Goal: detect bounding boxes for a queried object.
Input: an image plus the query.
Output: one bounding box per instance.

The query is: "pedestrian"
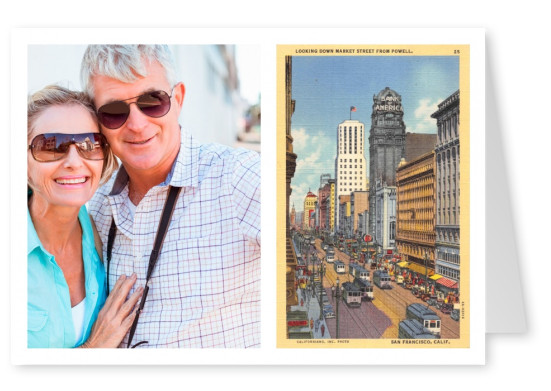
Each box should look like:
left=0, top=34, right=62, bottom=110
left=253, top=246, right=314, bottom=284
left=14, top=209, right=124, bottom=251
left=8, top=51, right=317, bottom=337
left=82, top=45, right=261, bottom=348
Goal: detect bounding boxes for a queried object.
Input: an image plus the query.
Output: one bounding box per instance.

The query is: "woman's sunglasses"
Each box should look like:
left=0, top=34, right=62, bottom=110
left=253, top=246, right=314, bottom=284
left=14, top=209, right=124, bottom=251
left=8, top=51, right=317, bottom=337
left=28, top=132, right=108, bottom=162
left=97, top=90, right=173, bottom=129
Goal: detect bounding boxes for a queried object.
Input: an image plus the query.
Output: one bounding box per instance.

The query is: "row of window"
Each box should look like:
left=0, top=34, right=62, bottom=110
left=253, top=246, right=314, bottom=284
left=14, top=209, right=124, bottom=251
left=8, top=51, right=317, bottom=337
left=340, top=126, right=363, bottom=131
left=436, top=249, right=460, bottom=264
left=436, top=228, right=460, bottom=244
left=340, top=150, right=360, bottom=154
left=339, top=158, right=363, bottom=162
left=436, top=264, right=459, bottom=281
left=437, top=114, right=459, bottom=144
left=340, top=171, right=362, bottom=175
left=436, top=210, right=459, bottom=226
left=397, top=243, right=435, bottom=259
left=397, top=223, right=435, bottom=234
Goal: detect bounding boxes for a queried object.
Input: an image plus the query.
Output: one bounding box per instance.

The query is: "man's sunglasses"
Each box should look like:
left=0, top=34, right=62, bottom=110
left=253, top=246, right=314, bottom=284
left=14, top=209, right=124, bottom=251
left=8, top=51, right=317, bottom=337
left=28, top=133, right=108, bottom=162
left=97, top=90, right=173, bottom=129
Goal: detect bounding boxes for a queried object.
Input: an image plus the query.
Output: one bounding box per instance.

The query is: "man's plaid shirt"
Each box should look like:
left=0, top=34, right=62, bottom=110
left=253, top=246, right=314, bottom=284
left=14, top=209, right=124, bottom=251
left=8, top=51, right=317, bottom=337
left=88, top=130, right=261, bottom=348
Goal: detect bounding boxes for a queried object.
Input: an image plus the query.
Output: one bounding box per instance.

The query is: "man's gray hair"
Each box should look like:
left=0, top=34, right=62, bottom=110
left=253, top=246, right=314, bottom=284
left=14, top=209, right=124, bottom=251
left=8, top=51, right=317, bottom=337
left=80, top=44, right=177, bottom=98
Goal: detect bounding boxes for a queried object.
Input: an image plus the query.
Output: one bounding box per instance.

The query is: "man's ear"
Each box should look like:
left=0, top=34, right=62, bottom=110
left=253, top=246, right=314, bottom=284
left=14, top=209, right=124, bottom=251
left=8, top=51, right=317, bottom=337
left=173, top=82, right=186, bottom=110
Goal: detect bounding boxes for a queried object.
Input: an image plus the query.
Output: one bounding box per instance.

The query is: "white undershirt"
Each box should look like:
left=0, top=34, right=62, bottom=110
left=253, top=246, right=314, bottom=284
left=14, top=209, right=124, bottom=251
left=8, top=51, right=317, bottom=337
left=72, top=299, right=86, bottom=343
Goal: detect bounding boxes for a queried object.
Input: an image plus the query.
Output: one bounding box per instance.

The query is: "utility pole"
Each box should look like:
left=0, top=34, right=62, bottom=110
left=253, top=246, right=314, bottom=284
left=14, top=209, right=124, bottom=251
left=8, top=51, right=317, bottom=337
left=424, top=251, right=428, bottom=295
left=336, top=277, right=341, bottom=339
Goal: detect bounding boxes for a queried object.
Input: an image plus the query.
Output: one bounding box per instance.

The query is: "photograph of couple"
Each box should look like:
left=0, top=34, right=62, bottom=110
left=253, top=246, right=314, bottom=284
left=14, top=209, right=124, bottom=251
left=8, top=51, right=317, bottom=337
left=27, top=44, right=261, bottom=349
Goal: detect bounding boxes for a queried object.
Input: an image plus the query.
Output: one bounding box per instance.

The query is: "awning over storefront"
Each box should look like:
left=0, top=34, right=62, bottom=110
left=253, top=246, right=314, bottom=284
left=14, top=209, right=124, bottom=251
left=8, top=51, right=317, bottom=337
left=430, top=274, right=443, bottom=280
left=436, top=276, right=459, bottom=289
left=407, top=262, right=434, bottom=276
left=397, top=261, right=409, bottom=268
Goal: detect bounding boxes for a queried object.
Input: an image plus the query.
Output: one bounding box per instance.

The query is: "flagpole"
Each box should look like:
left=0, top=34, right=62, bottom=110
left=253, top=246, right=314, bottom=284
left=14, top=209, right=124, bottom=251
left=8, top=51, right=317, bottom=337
left=350, top=106, right=356, bottom=120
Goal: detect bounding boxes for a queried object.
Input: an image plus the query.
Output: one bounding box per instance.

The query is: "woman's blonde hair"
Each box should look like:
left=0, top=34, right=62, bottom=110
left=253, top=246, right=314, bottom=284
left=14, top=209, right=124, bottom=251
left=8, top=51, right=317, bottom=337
left=28, top=84, right=118, bottom=185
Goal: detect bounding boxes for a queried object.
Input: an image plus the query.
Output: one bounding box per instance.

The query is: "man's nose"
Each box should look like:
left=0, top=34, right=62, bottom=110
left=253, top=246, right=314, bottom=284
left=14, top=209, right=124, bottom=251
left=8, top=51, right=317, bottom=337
left=125, top=103, right=149, bottom=132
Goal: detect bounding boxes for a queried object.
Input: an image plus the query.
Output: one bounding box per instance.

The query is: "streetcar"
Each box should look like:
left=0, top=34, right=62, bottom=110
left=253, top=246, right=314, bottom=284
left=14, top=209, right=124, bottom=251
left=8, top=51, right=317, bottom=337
left=333, top=260, right=346, bottom=274
left=341, top=282, right=362, bottom=308
left=353, top=277, right=374, bottom=301
left=326, top=251, right=335, bottom=263
left=405, top=303, right=441, bottom=337
left=349, top=263, right=370, bottom=281
left=373, top=270, right=392, bottom=289
left=398, top=319, right=437, bottom=339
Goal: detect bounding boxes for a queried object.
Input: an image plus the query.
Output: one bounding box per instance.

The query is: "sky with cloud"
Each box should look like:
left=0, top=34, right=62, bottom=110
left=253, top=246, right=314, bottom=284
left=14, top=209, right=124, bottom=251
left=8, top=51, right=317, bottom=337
left=289, top=55, right=458, bottom=210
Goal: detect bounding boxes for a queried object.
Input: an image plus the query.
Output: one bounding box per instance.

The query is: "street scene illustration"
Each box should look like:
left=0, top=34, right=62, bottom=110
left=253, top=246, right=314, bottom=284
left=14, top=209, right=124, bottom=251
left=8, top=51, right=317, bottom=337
left=282, top=48, right=463, bottom=341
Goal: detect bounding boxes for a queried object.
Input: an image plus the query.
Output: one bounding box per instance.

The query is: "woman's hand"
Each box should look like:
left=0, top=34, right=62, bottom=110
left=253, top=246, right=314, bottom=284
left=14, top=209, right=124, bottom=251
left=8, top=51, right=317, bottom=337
left=79, top=273, right=142, bottom=348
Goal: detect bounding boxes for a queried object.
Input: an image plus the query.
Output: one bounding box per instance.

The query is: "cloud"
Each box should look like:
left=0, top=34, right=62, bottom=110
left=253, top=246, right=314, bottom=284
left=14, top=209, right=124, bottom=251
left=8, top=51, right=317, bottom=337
left=409, top=98, right=440, bottom=134
left=291, top=127, right=309, bottom=152
left=289, top=126, right=337, bottom=211
left=296, top=149, right=321, bottom=173
left=290, top=182, right=311, bottom=209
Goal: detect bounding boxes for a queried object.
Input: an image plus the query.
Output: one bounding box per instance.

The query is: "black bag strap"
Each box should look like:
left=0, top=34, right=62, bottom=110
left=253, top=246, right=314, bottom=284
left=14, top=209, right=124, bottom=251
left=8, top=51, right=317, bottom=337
left=106, top=185, right=182, bottom=348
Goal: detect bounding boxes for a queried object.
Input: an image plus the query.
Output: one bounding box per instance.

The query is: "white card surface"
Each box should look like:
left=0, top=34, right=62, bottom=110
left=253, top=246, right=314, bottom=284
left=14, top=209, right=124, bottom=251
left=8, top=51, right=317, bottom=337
left=12, top=27, right=486, bottom=365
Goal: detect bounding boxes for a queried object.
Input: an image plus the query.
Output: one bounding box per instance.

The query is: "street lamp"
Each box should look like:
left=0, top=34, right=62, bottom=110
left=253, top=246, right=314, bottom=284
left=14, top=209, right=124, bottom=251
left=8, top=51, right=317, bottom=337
left=424, top=251, right=429, bottom=296
left=335, top=277, right=340, bottom=339
left=318, top=263, right=325, bottom=320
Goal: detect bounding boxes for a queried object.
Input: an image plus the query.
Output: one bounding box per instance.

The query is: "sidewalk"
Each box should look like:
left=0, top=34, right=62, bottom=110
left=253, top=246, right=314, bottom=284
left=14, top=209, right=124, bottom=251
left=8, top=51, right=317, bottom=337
left=290, top=286, right=332, bottom=339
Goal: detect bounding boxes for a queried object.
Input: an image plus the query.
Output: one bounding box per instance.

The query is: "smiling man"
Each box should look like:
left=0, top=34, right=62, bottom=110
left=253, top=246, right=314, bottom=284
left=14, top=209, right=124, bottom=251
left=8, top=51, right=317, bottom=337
left=82, top=45, right=261, bottom=348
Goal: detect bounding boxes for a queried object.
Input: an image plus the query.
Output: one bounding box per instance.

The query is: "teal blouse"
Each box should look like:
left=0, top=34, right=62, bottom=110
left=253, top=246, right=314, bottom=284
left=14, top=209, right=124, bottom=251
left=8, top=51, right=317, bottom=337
left=27, top=206, right=106, bottom=348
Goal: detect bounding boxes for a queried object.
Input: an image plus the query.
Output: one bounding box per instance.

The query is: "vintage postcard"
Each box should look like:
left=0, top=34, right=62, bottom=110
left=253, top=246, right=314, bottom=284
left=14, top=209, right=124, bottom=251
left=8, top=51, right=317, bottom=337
left=277, top=41, right=482, bottom=353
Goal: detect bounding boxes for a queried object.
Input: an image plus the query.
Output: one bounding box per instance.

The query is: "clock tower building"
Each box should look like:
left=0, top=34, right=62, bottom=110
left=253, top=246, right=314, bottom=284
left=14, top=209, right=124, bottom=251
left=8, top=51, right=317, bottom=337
left=368, top=87, right=406, bottom=238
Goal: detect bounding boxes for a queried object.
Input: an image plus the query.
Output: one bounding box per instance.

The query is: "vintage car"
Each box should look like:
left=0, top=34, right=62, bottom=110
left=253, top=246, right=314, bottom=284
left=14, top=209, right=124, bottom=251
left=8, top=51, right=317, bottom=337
left=440, top=303, right=453, bottom=314
left=323, top=304, right=335, bottom=319
left=450, top=309, right=460, bottom=321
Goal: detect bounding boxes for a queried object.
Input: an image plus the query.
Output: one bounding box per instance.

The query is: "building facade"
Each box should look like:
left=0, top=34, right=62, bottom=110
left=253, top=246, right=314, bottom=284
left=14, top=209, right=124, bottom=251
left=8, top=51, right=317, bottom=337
left=350, top=191, right=369, bottom=236
left=327, top=179, right=336, bottom=231
left=395, top=151, right=437, bottom=271
left=432, top=90, right=460, bottom=282
left=284, top=56, right=298, bottom=314
left=335, top=119, right=367, bottom=231
left=357, top=210, right=369, bottom=238
left=303, top=191, right=318, bottom=230
left=338, top=195, right=352, bottom=237
left=368, top=87, right=406, bottom=236
left=295, top=211, right=303, bottom=228
left=290, top=204, right=296, bottom=228
left=374, top=181, right=397, bottom=252
left=317, top=175, right=332, bottom=231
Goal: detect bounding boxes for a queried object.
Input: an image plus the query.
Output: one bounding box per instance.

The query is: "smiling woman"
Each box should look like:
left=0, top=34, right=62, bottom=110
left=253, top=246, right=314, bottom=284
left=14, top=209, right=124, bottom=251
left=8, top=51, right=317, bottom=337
left=27, top=85, right=143, bottom=348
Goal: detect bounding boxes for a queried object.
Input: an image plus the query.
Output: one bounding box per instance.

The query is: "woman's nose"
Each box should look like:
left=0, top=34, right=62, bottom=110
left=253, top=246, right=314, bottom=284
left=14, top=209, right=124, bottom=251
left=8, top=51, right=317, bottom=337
left=62, top=144, right=84, bottom=168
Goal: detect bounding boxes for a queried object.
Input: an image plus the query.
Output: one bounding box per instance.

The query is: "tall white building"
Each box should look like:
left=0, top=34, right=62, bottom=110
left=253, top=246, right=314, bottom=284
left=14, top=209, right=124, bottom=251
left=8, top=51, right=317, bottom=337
left=334, top=119, right=367, bottom=232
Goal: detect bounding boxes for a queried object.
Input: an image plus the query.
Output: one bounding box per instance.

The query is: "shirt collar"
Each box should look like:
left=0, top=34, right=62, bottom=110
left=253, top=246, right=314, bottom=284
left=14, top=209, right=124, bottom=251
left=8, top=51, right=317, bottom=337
left=27, top=207, right=42, bottom=255
left=109, top=128, right=199, bottom=195
left=27, top=205, right=92, bottom=257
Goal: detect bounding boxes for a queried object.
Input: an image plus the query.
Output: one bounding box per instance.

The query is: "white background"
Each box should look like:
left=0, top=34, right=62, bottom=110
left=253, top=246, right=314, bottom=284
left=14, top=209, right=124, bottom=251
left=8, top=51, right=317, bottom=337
left=2, top=0, right=548, bottom=389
